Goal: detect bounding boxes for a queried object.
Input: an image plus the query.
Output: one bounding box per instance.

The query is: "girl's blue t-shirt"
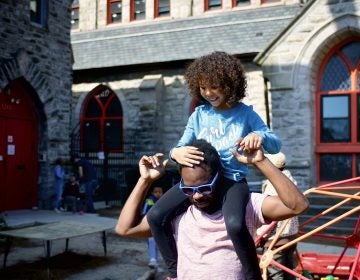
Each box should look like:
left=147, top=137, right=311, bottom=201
left=175, top=102, right=282, bottom=181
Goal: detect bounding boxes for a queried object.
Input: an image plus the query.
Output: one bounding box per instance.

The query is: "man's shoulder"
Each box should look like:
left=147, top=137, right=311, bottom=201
left=246, top=193, right=267, bottom=226
left=249, top=192, right=265, bottom=204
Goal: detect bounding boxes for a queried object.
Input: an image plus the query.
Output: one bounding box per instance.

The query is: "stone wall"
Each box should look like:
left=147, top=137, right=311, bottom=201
left=257, top=0, right=360, bottom=188
left=72, top=61, right=268, bottom=183
left=0, top=0, right=73, bottom=208
left=71, top=0, right=304, bottom=188
left=72, top=70, right=190, bottom=157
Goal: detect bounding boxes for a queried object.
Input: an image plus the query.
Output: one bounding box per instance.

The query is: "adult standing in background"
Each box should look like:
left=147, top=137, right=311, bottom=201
left=53, top=158, right=65, bottom=213
left=72, top=154, right=98, bottom=213
left=257, top=152, right=299, bottom=280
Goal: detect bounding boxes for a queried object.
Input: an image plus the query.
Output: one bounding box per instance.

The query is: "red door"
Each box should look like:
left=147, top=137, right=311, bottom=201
left=0, top=79, right=38, bottom=211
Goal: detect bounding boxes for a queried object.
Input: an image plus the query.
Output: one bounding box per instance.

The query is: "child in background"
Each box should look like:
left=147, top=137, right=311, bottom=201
left=147, top=51, right=282, bottom=280
left=142, top=185, right=164, bottom=270
left=53, top=158, right=65, bottom=213
left=63, top=175, right=83, bottom=214
left=257, top=152, right=299, bottom=280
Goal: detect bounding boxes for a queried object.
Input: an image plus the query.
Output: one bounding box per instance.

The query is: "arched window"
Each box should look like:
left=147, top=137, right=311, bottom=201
left=316, top=38, right=360, bottom=182
left=81, top=85, right=123, bottom=152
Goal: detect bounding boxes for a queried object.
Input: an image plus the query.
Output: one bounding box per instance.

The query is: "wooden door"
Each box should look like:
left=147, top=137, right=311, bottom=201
left=0, top=79, right=38, bottom=211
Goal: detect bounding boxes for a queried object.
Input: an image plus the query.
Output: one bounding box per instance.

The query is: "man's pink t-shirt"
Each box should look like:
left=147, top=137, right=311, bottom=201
left=173, top=193, right=267, bottom=280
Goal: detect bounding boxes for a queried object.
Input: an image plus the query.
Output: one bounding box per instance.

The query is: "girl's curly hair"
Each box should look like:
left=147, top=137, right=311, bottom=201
left=184, top=51, right=247, bottom=105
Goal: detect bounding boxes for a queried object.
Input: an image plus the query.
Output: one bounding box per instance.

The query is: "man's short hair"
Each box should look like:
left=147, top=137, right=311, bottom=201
left=180, top=139, right=221, bottom=176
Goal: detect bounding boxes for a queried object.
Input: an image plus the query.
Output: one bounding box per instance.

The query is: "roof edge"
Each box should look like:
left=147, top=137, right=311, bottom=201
left=254, top=0, right=317, bottom=66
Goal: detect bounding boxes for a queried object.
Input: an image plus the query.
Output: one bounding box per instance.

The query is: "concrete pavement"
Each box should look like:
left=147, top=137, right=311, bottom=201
left=0, top=206, right=357, bottom=280
left=2, top=207, right=356, bottom=255
left=0, top=206, right=159, bottom=280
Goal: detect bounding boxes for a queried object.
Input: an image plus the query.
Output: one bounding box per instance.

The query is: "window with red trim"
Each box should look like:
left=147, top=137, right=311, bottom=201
left=260, top=0, right=281, bottom=4
left=205, top=0, right=222, bottom=11
left=71, top=0, right=79, bottom=30
left=232, top=0, right=250, bottom=7
left=316, top=38, right=360, bottom=182
left=108, top=0, right=122, bottom=24
left=81, top=86, right=124, bottom=152
left=155, top=0, right=170, bottom=18
left=131, top=0, right=146, bottom=21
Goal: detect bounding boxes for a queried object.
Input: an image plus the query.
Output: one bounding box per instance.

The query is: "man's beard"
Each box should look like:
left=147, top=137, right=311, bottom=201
left=192, top=196, right=222, bottom=214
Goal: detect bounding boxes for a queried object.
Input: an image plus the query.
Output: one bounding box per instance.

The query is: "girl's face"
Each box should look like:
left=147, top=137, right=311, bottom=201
left=199, top=82, right=229, bottom=110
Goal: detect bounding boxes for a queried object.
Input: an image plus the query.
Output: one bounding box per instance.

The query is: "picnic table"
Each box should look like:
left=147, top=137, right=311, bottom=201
left=0, top=221, right=114, bottom=270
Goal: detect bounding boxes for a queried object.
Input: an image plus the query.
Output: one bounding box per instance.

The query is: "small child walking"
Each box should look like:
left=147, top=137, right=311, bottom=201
left=53, top=158, right=65, bottom=213
left=142, top=185, right=164, bottom=269
left=147, top=51, right=282, bottom=279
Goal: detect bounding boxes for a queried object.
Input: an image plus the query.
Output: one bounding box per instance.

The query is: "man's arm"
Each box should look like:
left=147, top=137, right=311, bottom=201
left=115, top=153, right=168, bottom=238
left=255, top=158, right=308, bottom=221
left=231, top=149, right=309, bottom=221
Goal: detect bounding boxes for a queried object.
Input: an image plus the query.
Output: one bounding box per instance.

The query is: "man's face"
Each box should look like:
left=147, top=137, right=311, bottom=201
left=181, top=165, right=219, bottom=214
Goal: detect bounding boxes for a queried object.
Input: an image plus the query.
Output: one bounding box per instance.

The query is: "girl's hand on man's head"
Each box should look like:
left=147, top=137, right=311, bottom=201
left=171, top=146, right=204, bottom=167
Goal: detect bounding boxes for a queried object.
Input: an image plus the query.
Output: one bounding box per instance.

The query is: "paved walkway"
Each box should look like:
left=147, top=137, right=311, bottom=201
left=0, top=207, right=161, bottom=280
left=2, top=208, right=356, bottom=255
left=1, top=208, right=357, bottom=279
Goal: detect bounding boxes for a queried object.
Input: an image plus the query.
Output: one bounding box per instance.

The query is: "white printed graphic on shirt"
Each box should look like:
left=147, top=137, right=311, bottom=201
left=197, top=120, right=240, bottom=151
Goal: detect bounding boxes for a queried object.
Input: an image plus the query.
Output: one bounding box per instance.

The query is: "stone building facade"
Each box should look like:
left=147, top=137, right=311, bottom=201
left=2, top=0, right=359, bottom=211
left=256, top=1, right=360, bottom=187
left=71, top=0, right=360, bottom=194
left=71, top=0, right=303, bottom=197
left=0, top=0, right=73, bottom=210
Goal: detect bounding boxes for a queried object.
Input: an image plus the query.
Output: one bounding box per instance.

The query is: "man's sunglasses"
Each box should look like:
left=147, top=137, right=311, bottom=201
left=179, top=172, right=219, bottom=196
